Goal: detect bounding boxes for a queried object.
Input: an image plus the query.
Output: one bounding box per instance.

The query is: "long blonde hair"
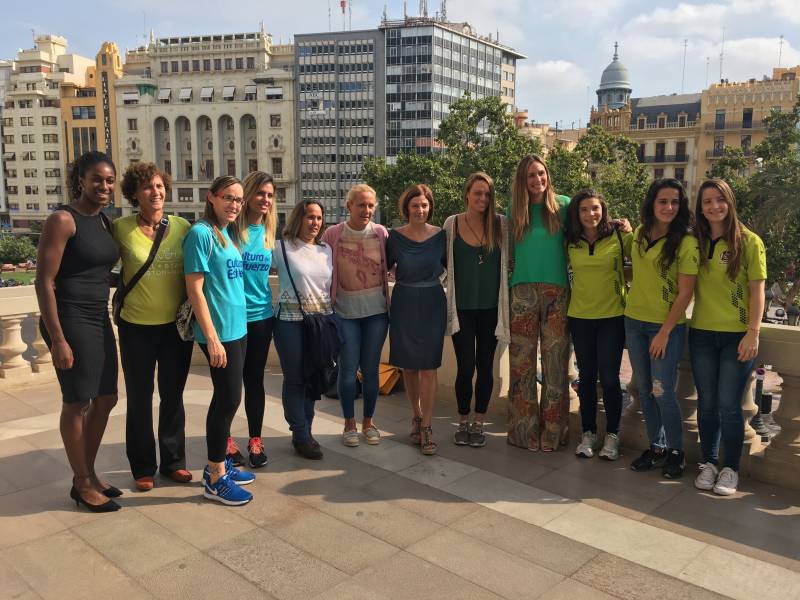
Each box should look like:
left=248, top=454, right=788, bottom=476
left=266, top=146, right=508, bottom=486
left=203, top=175, right=241, bottom=248
left=463, top=171, right=500, bottom=251
left=237, top=171, right=277, bottom=249
left=511, top=155, right=560, bottom=241
left=695, top=178, right=744, bottom=280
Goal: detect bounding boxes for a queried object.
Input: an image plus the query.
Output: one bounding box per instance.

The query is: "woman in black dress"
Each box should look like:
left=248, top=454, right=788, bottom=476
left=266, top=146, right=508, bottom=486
left=386, top=184, right=446, bottom=455
left=35, top=151, right=121, bottom=512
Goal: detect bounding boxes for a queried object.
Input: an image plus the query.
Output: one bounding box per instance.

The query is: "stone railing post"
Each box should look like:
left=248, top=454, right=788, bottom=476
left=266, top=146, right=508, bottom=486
left=739, top=370, right=763, bottom=474
left=29, top=311, right=54, bottom=375
left=676, top=354, right=700, bottom=464
left=0, top=314, right=31, bottom=381
left=621, top=373, right=649, bottom=452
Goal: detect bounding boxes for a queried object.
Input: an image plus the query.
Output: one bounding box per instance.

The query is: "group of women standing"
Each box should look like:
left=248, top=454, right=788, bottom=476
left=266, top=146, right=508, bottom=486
left=35, top=149, right=766, bottom=512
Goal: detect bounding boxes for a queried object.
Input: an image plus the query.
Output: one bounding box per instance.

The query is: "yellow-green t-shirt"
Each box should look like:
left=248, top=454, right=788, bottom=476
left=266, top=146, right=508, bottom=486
left=690, top=230, right=767, bottom=332
left=509, top=195, right=570, bottom=288
left=625, top=226, right=699, bottom=325
left=113, top=215, right=191, bottom=325
left=567, top=230, right=632, bottom=319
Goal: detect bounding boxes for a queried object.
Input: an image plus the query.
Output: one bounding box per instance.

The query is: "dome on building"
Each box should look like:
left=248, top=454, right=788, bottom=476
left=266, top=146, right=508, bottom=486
left=596, top=42, right=632, bottom=109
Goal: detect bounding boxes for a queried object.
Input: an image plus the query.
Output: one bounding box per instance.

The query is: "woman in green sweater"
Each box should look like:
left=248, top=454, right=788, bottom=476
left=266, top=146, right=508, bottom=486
left=507, top=155, right=571, bottom=452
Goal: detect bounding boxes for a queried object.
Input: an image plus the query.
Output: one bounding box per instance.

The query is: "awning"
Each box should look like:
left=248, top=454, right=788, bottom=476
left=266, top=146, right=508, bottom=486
left=200, top=87, right=214, bottom=99
left=179, top=87, right=192, bottom=100
left=158, top=88, right=171, bottom=100
left=244, top=84, right=257, bottom=95
left=222, top=86, right=235, bottom=99
left=264, top=86, right=283, bottom=98
left=122, top=92, right=139, bottom=101
left=2, top=152, right=14, bottom=160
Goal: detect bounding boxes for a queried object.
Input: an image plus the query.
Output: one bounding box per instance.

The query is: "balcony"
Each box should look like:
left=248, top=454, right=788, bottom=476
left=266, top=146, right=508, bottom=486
left=704, top=120, right=766, bottom=132
left=630, top=120, right=697, bottom=130
left=639, top=154, right=690, bottom=164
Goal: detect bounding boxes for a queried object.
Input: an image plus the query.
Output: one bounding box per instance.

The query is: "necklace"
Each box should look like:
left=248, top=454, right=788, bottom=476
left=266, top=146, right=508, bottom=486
left=462, top=214, right=486, bottom=264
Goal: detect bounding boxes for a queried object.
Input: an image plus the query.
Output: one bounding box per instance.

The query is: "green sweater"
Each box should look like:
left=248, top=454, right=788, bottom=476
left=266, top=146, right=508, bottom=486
left=509, top=195, right=570, bottom=288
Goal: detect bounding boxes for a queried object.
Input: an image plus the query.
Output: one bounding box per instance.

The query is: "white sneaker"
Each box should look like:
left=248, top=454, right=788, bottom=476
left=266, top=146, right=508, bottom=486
left=598, top=433, right=620, bottom=461
left=713, top=467, right=739, bottom=496
left=342, top=429, right=360, bottom=447
left=694, top=462, right=719, bottom=491
left=575, top=431, right=598, bottom=458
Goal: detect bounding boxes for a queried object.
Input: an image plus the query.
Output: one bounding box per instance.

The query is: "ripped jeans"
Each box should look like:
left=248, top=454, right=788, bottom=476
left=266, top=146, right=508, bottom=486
left=624, top=317, right=686, bottom=451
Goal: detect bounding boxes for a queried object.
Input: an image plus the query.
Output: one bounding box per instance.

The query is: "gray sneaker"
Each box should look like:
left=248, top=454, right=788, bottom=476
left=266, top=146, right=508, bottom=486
left=454, top=422, right=470, bottom=446
left=575, top=431, right=598, bottom=458
left=598, top=433, right=620, bottom=461
left=468, top=422, right=486, bottom=448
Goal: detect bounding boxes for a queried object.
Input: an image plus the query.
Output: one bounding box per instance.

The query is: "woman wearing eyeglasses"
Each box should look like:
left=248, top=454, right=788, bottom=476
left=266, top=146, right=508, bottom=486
left=183, top=176, right=255, bottom=506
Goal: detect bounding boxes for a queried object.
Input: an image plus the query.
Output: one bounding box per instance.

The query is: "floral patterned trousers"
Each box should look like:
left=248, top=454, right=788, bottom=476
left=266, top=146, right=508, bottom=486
left=508, top=283, right=570, bottom=450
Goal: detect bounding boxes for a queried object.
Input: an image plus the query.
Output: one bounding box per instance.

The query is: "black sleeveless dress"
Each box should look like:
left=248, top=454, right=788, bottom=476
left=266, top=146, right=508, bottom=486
left=39, top=205, right=120, bottom=403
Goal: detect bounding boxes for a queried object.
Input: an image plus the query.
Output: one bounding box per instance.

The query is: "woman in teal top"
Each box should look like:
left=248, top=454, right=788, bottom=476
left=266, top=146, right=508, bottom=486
left=566, top=189, right=632, bottom=461
left=184, top=175, right=255, bottom=506
left=507, top=154, right=571, bottom=452
left=224, top=171, right=277, bottom=469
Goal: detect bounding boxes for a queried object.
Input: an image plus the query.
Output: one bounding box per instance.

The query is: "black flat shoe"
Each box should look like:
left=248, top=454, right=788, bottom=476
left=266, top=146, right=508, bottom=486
left=70, top=486, right=121, bottom=513
left=292, top=440, right=323, bottom=460
left=101, top=485, right=123, bottom=498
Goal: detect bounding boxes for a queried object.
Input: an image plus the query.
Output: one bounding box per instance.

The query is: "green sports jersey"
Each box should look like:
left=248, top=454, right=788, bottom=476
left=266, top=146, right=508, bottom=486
left=509, top=194, right=570, bottom=289
left=625, top=226, right=699, bottom=325
left=567, top=230, right=632, bottom=319
left=690, top=229, right=767, bottom=332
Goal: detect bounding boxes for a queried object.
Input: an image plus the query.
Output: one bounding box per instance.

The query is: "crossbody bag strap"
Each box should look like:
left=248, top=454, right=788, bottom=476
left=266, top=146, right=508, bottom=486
left=118, top=216, right=170, bottom=304
left=280, top=239, right=308, bottom=317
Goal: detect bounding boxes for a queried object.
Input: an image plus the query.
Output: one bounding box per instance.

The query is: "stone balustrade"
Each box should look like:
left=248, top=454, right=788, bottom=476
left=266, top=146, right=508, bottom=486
left=2, top=281, right=798, bottom=490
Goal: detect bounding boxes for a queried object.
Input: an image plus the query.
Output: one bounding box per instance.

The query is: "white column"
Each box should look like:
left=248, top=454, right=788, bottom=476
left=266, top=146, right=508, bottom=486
left=0, top=314, right=30, bottom=381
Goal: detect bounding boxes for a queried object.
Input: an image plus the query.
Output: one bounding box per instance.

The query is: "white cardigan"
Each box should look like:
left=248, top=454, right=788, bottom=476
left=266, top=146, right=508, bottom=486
left=443, top=214, right=511, bottom=345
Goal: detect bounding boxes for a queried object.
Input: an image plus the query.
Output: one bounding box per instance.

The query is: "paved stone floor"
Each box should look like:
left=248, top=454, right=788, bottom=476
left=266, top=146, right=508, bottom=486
left=0, top=366, right=798, bottom=600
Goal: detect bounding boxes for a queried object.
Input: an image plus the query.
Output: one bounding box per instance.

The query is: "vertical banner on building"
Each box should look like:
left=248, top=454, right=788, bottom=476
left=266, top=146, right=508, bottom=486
left=101, top=72, right=112, bottom=159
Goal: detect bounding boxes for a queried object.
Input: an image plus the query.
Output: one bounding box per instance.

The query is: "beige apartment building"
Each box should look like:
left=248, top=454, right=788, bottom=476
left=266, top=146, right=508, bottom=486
left=513, top=110, right=585, bottom=154
left=2, top=35, right=93, bottom=232
left=697, top=66, right=800, bottom=178
left=115, top=28, right=297, bottom=225
left=591, top=45, right=800, bottom=198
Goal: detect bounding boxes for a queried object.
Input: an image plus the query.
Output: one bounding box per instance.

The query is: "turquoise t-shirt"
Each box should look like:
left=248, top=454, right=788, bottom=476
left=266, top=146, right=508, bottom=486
left=182, top=222, right=247, bottom=344
left=509, top=194, right=570, bottom=288
left=241, top=224, right=274, bottom=323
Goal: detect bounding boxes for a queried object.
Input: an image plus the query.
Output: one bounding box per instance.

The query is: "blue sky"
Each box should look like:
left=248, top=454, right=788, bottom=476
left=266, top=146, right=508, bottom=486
left=3, top=1, right=799, bottom=127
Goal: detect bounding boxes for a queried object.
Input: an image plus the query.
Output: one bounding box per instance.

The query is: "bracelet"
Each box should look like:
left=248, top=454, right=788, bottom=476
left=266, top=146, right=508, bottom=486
left=747, top=327, right=760, bottom=334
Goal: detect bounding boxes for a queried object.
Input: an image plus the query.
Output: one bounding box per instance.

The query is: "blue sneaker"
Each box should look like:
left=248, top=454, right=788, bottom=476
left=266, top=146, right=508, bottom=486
left=225, top=458, right=255, bottom=486
left=203, top=472, right=252, bottom=506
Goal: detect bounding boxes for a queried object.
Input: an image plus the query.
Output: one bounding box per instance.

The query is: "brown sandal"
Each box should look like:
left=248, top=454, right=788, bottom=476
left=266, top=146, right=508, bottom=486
left=410, top=416, right=423, bottom=444
left=421, top=426, right=438, bottom=455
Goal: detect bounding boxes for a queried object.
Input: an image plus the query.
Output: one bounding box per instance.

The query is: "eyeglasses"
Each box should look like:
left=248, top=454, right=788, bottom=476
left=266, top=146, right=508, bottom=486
left=217, top=194, right=244, bottom=206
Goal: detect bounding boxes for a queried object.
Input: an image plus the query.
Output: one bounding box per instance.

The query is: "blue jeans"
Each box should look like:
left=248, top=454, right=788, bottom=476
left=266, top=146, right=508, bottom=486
left=689, top=328, right=754, bottom=471
left=338, top=312, right=389, bottom=421
left=274, top=319, right=315, bottom=443
left=624, top=317, right=686, bottom=450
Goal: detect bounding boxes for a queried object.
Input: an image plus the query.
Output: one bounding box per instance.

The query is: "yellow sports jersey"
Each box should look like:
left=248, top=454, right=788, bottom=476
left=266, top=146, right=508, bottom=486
left=567, top=231, right=632, bottom=319
left=691, top=229, right=767, bottom=332
left=113, top=215, right=191, bottom=325
left=625, top=226, right=699, bottom=325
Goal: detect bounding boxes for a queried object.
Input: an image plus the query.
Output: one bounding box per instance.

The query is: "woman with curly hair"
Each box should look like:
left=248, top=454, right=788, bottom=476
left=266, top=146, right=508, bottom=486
left=113, top=162, right=193, bottom=492
left=626, top=178, right=698, bottom=479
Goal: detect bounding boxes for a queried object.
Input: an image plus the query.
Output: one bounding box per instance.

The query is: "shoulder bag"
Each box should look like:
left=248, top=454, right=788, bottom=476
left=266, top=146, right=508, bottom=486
left=112, top=216, right=170, bottom=326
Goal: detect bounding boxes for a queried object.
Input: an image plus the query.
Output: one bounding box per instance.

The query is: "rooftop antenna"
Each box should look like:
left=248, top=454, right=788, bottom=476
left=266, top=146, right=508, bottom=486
left=340, top=0, right=346, bottom=31
left=382, top=2, right=388, bottom=23
left=681, top=39, right=688, bottom=93
left=404, top=1, right=407, bottom=19
left=328, top=0, right=331, bottom=31
left=420, top=0, right=428, bottom=18
left=348, top=0, right=352, bottom=30
left=705, top=56, right=710, bottom=87
left=613, top=41, right=619, bottom=60
left=440, top=0, right=447, bottom=21
left=778, top=34, right=784, bottom=67
left=719, top=26, right=726, bottom=81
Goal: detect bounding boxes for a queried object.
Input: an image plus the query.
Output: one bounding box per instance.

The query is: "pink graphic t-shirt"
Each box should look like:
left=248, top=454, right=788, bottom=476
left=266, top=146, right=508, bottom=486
left=334, top=222, right=387, bottom=318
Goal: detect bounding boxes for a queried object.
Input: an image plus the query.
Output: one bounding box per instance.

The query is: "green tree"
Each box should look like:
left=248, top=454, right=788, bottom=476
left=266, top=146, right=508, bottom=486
left=0, top=235, right=36, bottom=264
left=706, top=147, right=753, bottom=221
left=361, top=94, right=541, bottom=225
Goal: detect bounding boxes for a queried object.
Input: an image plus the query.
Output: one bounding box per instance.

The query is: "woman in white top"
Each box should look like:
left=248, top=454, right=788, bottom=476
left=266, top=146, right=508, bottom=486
left=273, top=200, right=334, bottom=460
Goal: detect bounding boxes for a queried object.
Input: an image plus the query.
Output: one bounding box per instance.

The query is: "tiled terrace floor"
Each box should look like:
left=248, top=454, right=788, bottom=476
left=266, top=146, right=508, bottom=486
left=0, top=366, right=798, bottom=600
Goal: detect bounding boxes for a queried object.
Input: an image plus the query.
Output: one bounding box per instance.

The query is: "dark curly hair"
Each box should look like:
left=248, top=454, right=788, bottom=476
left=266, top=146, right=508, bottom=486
left=66, top=150, right=115, bottom=201
left=120, top=162, right=172, bottom=207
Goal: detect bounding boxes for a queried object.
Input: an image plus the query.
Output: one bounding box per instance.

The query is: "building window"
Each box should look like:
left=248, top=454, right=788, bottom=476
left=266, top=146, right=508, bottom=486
left=22, top=151, right=36, bottom=161
left=171, top=61, right=179, bottom=73
left=246, top=57, right=255, bottom=69
left=128, top=118, right=138, bottom=131
left=714, top=109, right=726, bottom=130
left=265, top=87, right=283, bottom=100
left=203, top=59, right=211, bottom=71
left=161, top=61, right=168, bottom=74
left=71, top=106, right=96, bottom=119
left=224, top=58, right=233, bottom=70
left=20, top=117, right=34, bottom=126
left=23, top=169, right=37, bottom=177
left=181, top=60, right=189, bottom=72
left=44, top=151, right=59, bottom=160
left=235, top=57, right=243, bottom=70
left=676, top=141, right=686, bottom=160
left=276, top=187, right=286, bottom=203
left=675, top=167, right=685, bottom=182
left=246, top=116, right=256, bottom=130
left=654, top=168, right=664, bottom=179
left=18, top=100, right=33, bottom=109
left=2, top=135, right=13, bottom=144
left=45, top=168, right=60, bottom=177
left=26, top=203, right=39, bottom=210
left=678, top=115, right=687, bottom=127
left=713, top=135, right=725, bottom=155
left=244, top=85, right=257, bottom=101
left=25, top=185, right=38, bottom=195
left=42, top=116, right=58, bottom=126
left=742, top=107, right=753, bottom=129
left=43, top=134, right=58, bottom=143
left=226, top=117, right=234, bottom=130
left=270, top=114, right=281, bottom=127
left=214, top=58, right=222, bottom=70
left=192, top=59, right=200, bottom=72
left=178, top=188, right=194, bottom=202
left=21, top=134, right=34, bottom=143
left=2, top=117, right=12, bottom=127
left=657, top=116, right=666, bottom=128
left=6, top=187, right=17, bottom=195
left=46, top=185, right=61, bottom=195
left=741, top=134, right=752, bottom=155
left=637, top=117, right=646, bottom=129
left=5, top=169, right=16, bottom=178
left=271, top=157, right=283, bottom=176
